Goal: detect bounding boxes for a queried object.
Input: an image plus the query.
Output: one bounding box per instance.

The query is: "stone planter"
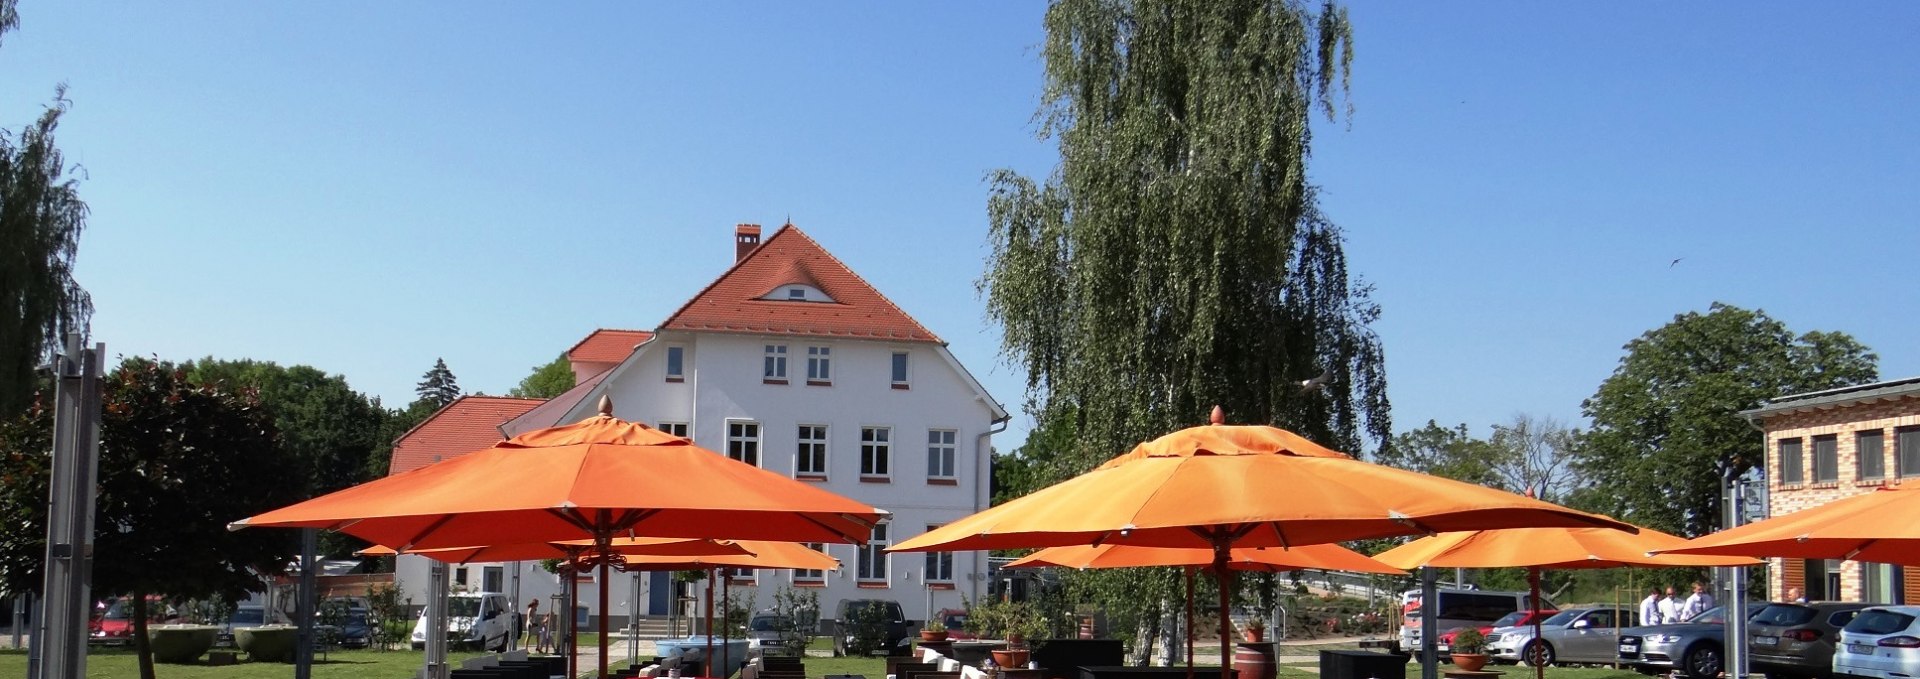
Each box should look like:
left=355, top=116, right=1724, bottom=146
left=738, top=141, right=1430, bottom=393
left=146, top=625, right=219, bottom=664
left=236, top=625, right=299, bottom=662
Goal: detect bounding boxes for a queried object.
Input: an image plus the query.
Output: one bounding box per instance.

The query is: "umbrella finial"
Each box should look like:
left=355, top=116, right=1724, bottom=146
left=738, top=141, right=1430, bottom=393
left=597, top=394, right=613, bottom=417
left=1209, top=405, right=1225, bottom=425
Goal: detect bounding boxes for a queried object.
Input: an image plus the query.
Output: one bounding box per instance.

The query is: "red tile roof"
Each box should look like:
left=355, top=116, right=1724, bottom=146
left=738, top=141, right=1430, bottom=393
left=498, top=366, right=612, bottom=439
left=661, top=224, right=942, bottom=343
left=566, top=329, right=654, bottom=364
left=387, top=396, right=544, bottom=475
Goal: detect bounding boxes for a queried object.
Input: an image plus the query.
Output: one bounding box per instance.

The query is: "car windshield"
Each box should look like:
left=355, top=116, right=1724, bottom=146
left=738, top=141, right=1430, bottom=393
left=848, top=602, right=902, bottom=621
left=1752, top=604, right=1816, bottom=627
left=1683, top=606, right=1725, bottom=625
left=1542, top=610, right=1581, bottom=627
left=230, top=609, right=265, bottom=625
left=945, top=614, right=968, bottom=629
left=447, top=598, right=482, bottom=618
left=751, top=616, right=786, bottom=632
left=1492, top=611, right=1528, bottom=627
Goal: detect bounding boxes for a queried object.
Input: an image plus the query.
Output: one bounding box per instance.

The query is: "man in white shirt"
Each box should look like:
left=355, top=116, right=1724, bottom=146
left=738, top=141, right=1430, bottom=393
left=1657, top=586, right=1682, bottom=624
left=1639, top=587, right=1663, bottom=627
left=1683, top=581, right=1715, bottom=620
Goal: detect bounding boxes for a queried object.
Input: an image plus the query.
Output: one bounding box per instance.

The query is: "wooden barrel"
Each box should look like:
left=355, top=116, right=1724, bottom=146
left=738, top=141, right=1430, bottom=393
left=1233, top=642, right=1276, bottom=679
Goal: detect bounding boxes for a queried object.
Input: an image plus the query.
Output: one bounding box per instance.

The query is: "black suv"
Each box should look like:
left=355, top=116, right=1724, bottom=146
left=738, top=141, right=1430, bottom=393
left=833, top=599, right=911, bottom=657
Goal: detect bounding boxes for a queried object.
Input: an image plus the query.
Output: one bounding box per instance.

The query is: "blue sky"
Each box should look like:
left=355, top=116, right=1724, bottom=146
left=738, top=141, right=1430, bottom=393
left=3, top=3, right=1915, bottom=450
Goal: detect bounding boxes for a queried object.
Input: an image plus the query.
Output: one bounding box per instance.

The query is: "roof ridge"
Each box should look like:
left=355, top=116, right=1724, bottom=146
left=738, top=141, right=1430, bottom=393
left=778, top=227, right=942, bottom=341
left=661, top=223, right=943, bottom=343
left=565, top=328, right=655, bottom=359
left=387, top=394, right=546, bottom=450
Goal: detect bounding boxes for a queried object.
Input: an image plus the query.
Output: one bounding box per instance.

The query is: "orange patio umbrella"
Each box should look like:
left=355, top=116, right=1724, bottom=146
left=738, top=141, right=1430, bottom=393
left=1651, top=481, right=1920, bottom=564
left=356, top=536, right=755, bottom=564
left=1375, top=526, right=1758, bottom=679
left=233, top=403, right=885, bottom=679
left=891, top=409, right=1633, bottom=679
left=1009, top=543, right=1405, bottom=679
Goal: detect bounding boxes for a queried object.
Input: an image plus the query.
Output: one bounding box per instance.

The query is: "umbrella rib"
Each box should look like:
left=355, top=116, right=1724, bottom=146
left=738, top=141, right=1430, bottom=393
left=797, top=512, right=864, bottom=543
left=398, top=514, right=458, bottom=551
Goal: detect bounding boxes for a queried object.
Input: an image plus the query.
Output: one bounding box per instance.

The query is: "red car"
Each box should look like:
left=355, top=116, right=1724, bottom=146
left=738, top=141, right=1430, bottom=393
left=937, top=609, right=977, bottom=641
left=88, top=597, right=180, bottom=646
left=1438, top=610, right=1556, bottom=653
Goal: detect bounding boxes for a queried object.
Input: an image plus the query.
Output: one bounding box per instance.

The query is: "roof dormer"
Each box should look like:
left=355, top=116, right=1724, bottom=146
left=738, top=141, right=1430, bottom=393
left=764, top=284, right=834, bottom=303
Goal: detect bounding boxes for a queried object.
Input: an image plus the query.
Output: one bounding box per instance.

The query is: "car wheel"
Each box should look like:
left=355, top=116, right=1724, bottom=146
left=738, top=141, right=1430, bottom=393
left=1524, top=640, right=1555, bottom=668
left=1681, top=643, right=1723, bottom=679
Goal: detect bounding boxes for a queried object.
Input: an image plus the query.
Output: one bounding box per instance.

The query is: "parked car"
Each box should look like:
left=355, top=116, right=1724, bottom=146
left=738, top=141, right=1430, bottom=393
left=1619, top=604, right=1744, bottom=679
left=1401, top=589, right=1554, bottom=654
left=1489, top=606, right=1637, bottom=667
left=90, top=597, right=184, bottom=646
left=831, top=599, right=911, bottom=657
left=747, top=614, right=796, bottom=658
left=410, top=592, right=513, bottom=651
left=1832, top=605, right=1920, bottom=679
left=322, top=606, right=372, bottom=649
left=1749, top=601, right=1873, bottom=679
left=1439, top=610, right=1556, bottom=655
left=220, top=603, right=291, bottom=646
left=938, top=609, right=976, bottom=641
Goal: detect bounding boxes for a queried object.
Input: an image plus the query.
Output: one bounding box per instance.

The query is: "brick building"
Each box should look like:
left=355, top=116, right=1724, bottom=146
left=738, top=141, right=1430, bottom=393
left=1745, top=377, right=1920, bottom=604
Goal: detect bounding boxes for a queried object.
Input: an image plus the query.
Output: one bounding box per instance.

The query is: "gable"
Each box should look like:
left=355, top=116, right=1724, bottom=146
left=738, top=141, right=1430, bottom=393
left=661, top=224, right=942, bottom=343
left=566, top=329, right=655, bottom=364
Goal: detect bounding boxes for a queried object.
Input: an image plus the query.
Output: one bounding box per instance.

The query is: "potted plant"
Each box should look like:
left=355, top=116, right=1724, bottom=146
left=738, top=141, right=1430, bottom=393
left=1243, top=616, right=1266, bottom=643
left=1449, top=628, right=1490, bottom=672
left=922, top=619, right=950, bottom=642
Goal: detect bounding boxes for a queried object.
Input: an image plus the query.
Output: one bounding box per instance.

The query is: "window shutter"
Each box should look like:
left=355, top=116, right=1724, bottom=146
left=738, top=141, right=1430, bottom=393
left=1905, top=566, right=1920, bottom=605
left=1782, top=558, right=1804, bottom=598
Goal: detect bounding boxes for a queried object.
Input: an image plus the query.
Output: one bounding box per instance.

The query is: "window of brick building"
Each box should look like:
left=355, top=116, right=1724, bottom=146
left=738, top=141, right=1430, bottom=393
left=1779, top=438, right=1803, bottom=485
left=1859, top=430, right=1886, bottom=480
left=1812, top=435, right=1838, bottom=483
left=1899, top=427, right=1920, bottom=478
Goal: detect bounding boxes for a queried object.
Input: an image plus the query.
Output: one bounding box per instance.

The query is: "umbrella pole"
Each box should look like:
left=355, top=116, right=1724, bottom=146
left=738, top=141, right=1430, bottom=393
left=1530, top=567, right=1543, bottom=679
left=723, top=572, right=733, bottom=677
left=1185, top=566, right=1195, bottom=679
left=1214, top=540, right=1232, bottom=679
left=600, top=558, right=611, bottom=679
left=706, top=568, right=716, bottom=679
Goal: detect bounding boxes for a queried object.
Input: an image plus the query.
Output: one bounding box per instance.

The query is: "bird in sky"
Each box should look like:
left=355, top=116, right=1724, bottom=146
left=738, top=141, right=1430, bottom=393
left=1669, top=257, right=1684, bottom=268
left=1298, top=369, right=1332, bottom=393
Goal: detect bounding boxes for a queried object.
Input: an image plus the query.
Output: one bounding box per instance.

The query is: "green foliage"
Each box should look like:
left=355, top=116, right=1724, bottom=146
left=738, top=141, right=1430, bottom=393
left=982, top=0, right=1384, bottom=482
left=365, top=581, right=409, bottom=651
left=415, top=358, right=461, bottom=409
left=0, top=85, right=92, bottom=419
left=769, top=585, right=820, bottom=656
left=369, top=397, right=440, bottom=478
left=183, top=358, right=388, bottom=557
left=843, top=602, right=889, bottom=656
left=1572, top=303, right=1877, bottom=537
left=1375, top=421, right=1506, bottom=488
left=510, top=353, right=575, bottom=399
left=1451, top=627, right=1487, bottom=655
left=1376, top=415, right=1580, bottom=502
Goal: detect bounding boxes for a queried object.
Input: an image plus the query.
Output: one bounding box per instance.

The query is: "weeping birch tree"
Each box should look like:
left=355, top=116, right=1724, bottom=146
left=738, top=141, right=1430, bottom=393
left=982, top=0, right=1389, bottom=655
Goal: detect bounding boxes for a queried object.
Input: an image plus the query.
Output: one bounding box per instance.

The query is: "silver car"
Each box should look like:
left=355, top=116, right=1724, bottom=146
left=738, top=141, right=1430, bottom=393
left=1488, top=607, right=1639, bottom=666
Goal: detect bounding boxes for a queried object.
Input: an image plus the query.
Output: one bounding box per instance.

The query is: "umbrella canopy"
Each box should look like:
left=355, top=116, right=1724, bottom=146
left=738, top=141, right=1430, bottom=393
left=1652, top=481, right=1920, bottom=564
left=232, top=412, right=886, bottom=550
left=891, top=419, right=1633, bottom=554
left=1374, top=526, right=1762, bottom=571
left=356, top=536, right=756, bottom=564
left=596, top=540, right=840, bottom=572
left=1007, top=542, right=1404, bottom=574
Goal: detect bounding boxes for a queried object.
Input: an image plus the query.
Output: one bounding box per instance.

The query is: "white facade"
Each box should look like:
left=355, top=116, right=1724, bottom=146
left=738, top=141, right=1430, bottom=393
left=394, top=331, right=1003, bottom=628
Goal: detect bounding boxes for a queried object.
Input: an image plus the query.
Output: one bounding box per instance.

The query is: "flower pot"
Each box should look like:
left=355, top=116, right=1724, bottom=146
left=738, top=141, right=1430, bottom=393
left=1244, top=628, right=1264, bottom=643
left=922, top=630, right=950, bottom=642
left=1451, top=653, right=1490, bottom=672
left=992, top=649, right=1030, bottom=668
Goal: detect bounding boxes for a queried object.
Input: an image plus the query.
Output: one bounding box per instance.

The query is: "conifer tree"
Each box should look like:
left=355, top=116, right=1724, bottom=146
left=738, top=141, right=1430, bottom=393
left=414, top=357, right=461, bottom=408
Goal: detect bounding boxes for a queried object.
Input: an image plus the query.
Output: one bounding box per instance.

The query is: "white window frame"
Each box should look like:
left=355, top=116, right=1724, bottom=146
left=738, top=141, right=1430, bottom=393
left=764, top=344, right=788, bottom=381
left=793, top=543, right=827, bottom=582
left=796, top=424, right=829, bottom=477
left=806, top=346, right=832, bottom=383
left=657, top=421, right=689, bottom=438
left=927, top=429, right=957, bottom=480
left=890, top=351, right=910, bottom=388
left=861, top=426, right=892, bottom=478
left=857, top=523, right=889, bottom=583
left=923, top=525, right=953, bottom=583
left=727, top=420, right=761, bottom=467
left=664, top=345, right=686, bottom=382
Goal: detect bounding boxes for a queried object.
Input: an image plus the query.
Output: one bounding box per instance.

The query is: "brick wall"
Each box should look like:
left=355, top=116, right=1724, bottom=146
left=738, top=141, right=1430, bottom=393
left=1761, top=394, right=1920, bottom=603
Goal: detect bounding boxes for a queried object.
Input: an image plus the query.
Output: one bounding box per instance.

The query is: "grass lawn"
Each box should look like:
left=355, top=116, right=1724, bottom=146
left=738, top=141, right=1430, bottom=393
left=0, top=646, right=501, bottom=679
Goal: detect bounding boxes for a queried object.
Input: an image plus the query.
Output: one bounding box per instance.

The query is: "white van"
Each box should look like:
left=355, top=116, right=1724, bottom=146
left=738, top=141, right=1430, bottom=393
left=410, top=592, right=513, bottom=651
left=1398, top=589, right=1552, bottom=654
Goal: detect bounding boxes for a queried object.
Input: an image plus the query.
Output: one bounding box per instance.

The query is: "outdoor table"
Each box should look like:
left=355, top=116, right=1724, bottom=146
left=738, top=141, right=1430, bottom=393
left=1318, top=650, right=1410, bottom=679
left=1075, top=666, right=1195, bottom=679
left=1439, top=671, right=1502, bottom=679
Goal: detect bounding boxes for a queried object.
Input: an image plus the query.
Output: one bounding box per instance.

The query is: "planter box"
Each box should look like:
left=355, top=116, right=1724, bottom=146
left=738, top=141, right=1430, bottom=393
left=147, top=625, right=219, bottom=664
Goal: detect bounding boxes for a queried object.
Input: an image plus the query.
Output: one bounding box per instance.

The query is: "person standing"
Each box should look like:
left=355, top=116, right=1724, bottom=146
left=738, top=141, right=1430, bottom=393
left=1639, top=587, right=1663, bottom=627
left=522, top=599, right=541, bottom=651
left=1786, top=586, right=1808, bottom=604
left=1658, top=586, right=1682, bottom=624
left=1684, top=581, right=1715, bottom=620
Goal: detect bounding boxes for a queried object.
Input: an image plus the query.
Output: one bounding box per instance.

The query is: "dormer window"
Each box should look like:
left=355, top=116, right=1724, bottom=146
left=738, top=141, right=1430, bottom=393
left=762, top=284, right=833, bottom=303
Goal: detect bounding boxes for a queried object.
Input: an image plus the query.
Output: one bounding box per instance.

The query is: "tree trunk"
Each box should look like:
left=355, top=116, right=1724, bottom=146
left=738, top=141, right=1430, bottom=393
left=132, top=591, right=156, bottom=679
left=1131, top=601, right=1161, bottom=666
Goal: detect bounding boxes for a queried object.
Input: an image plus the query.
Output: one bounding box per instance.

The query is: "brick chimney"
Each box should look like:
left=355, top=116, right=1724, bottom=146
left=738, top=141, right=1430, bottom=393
left=735, top=224, right=762, bottom=262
